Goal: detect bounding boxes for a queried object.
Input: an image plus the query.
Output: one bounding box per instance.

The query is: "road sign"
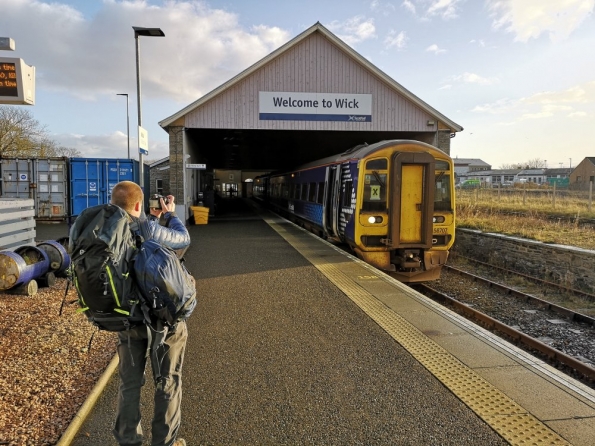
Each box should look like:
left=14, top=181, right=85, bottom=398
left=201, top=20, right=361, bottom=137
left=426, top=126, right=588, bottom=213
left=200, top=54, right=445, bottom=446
left=186, top=163, right=206, bottom=169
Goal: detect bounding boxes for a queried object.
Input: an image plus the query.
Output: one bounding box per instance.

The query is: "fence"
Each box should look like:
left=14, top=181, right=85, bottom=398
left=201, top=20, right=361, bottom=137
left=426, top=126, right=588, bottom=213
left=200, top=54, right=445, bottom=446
left=456, top=183, right=594, bottom=214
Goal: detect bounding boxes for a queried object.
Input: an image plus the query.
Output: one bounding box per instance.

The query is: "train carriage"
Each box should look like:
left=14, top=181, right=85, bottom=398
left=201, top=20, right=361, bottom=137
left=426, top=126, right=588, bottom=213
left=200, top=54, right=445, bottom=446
left=253, top=140, right=455, bottom=282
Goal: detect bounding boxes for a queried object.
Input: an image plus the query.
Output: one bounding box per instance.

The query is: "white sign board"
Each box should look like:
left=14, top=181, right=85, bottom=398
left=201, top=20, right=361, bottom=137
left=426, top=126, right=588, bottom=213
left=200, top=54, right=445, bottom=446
left=259, top=91, right=372, bottom=122
left=186, top=163, right=207, bottom=169
left=138, top=126, right=148, bottom=155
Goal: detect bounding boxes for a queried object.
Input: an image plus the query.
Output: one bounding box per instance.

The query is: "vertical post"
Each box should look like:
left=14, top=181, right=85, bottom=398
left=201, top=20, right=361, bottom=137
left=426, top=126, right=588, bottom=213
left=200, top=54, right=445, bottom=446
left=589, top=181, right=593, bottom=213
left=125, top=95, right=130, bottom=160
left=135, top=33, right=143, bottom=190
left=553, top=182, right=556, bottom=209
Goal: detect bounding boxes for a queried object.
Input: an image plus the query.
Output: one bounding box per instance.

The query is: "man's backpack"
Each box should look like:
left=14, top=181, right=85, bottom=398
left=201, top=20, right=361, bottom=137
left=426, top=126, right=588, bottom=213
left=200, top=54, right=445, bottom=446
left=133, top=237, right=197, bottom=328
left=68, top=204, right=148, bottom=331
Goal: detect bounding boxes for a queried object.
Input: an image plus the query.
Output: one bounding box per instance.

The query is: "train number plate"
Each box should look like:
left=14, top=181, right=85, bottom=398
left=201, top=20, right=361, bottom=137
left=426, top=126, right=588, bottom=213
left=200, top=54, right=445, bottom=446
left=434, top=227, right=448, bottom=234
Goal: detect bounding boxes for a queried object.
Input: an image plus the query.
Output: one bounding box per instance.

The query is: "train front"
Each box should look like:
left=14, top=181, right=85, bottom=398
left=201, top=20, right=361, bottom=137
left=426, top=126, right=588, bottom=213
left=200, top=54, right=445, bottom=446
left=353, top=143, right=455, bottom=282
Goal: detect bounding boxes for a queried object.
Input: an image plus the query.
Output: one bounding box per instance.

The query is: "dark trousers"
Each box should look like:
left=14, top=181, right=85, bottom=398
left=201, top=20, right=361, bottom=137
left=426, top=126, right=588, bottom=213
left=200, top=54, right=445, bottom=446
left=113, top=321, right=188, bottom=446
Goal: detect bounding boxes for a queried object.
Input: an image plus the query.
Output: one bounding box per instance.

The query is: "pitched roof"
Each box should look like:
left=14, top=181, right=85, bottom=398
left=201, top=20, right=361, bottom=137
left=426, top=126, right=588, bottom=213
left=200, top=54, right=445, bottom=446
left=453, top=158, right=490, bottom=166
left=159, top=22, right=463, bottom=132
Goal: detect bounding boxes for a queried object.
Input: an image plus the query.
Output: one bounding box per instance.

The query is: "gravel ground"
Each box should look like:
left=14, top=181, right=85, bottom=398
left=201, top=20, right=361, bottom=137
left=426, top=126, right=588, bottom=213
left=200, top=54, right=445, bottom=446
left=428, top=260, right=595, bottom=379
left=0, top=278, right=117, bottom=446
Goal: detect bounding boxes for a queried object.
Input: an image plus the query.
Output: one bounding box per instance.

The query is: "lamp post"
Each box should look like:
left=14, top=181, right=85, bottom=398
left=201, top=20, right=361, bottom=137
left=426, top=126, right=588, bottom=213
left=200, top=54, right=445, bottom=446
left=116, top=93, right=130, bottom=159
left=133, top=26, right=165, bottom=191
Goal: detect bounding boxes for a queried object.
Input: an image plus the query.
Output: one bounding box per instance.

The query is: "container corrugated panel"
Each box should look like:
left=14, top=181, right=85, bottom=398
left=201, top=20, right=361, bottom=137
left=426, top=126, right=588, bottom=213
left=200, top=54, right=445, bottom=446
left=70, top=158, right=139, bottom=216
left=0, top=158, right=69, bottom=220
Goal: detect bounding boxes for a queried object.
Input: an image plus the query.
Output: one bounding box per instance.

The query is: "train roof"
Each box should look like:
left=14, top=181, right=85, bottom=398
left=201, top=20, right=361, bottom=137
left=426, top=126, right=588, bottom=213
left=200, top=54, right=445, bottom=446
left=291, top=139, right=445, bottom=171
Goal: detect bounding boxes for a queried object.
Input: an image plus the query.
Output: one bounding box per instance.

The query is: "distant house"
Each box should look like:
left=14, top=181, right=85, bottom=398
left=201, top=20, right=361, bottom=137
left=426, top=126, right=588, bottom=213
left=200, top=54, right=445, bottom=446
left=149, top=156, right=171, bottom=196
left=517, top=169, right=547, bottom=185
left=460, top=169, right=521, bottom=187
left=453, top=158, right=492, bottom=183
left=569, top=157, right=595, bottom=190
left=545, top=168, right=572, bottom=188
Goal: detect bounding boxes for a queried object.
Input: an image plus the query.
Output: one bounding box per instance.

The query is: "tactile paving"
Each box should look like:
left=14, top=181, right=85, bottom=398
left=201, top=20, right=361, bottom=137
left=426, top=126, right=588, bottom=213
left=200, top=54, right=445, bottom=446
left=266, top=218, right=571, bottom=446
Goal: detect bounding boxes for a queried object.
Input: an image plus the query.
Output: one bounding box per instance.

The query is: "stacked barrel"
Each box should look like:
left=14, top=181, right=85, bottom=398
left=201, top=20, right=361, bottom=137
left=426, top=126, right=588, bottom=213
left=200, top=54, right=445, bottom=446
left=0, top=239, right=70, bottom=295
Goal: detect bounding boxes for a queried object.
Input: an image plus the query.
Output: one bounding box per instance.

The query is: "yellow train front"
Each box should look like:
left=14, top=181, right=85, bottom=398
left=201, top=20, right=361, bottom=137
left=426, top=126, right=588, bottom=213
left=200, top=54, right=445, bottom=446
left=253, top=140, right=456, bottom=282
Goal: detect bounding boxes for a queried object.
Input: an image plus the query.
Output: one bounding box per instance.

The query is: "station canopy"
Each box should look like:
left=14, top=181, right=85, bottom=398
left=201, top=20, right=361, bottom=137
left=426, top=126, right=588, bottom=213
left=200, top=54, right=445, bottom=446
left=160, top=22, right=463, bottom=172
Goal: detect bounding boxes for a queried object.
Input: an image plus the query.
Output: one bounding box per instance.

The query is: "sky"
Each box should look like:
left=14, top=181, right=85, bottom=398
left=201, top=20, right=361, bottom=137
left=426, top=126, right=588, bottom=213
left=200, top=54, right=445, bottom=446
left=1, top=0, right=594, bottom=169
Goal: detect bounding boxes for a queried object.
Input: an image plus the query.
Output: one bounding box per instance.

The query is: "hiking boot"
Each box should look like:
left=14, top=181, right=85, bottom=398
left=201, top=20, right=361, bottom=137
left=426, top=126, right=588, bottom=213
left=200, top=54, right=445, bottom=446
left=173, top=439, right=186, bottom=446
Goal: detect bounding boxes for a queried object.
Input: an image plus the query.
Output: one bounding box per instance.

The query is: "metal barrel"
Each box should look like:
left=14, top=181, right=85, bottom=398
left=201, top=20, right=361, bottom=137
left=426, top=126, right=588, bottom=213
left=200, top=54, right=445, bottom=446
left=37, top=240, right=71, bottom=274
left=0, top=246, right=50, bottom=290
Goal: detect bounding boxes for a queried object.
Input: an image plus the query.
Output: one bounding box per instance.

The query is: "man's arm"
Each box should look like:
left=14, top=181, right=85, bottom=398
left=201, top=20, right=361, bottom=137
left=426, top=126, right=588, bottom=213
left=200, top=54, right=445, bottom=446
left=146, top=195, right=191, bottom=250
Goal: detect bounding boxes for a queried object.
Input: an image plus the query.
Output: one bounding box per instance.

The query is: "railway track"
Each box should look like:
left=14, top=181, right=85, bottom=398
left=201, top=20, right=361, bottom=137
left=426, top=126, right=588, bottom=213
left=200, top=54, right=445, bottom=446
left=410, top=265, right=595, bottom=385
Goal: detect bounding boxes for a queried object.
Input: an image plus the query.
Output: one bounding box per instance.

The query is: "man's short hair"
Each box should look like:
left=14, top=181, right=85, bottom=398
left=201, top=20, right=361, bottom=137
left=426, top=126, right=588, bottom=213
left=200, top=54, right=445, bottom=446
left=111, top=181, right=143, bottom=212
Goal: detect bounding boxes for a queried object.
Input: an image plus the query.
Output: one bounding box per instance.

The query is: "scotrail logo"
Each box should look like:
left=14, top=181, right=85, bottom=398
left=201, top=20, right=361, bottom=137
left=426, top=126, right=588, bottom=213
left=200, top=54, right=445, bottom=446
left=348, top=115, right=367, bottom=122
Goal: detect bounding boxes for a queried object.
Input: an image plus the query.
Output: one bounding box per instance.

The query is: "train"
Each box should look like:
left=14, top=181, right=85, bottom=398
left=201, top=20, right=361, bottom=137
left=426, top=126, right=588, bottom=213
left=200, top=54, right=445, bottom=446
left=253, top=140, right=456, bottom=282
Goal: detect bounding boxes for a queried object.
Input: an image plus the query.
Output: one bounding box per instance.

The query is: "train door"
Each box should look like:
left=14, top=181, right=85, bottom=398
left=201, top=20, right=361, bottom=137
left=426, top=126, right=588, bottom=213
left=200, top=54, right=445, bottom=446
left=322, top=165, right=341, bottom=240
left=390, top=152, right=435, bottom=248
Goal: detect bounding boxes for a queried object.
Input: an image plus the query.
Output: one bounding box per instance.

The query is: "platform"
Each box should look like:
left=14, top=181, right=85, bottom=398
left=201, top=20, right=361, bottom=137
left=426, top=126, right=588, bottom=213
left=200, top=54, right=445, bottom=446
left=47, top=200, right=595, bottom=446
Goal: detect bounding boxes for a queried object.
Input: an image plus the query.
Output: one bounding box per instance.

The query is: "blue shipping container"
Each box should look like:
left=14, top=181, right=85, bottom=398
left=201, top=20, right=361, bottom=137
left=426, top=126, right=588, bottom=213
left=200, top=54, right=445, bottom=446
left=70, top=158, right=140, bottom=216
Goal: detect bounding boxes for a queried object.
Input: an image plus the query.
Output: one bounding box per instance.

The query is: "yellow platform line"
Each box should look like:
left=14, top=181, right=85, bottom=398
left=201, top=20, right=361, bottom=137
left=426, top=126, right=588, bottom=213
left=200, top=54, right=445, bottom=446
left=267, top=219, right=570, bottom=446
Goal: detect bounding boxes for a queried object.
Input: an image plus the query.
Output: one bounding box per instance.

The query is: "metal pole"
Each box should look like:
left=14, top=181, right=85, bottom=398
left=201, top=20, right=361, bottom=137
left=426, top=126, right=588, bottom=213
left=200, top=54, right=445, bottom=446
left=126, top=95, right=130, bottom=159
left=117, top=94, right=130, bottom=159
left=135, top=32, right=143, bottom=190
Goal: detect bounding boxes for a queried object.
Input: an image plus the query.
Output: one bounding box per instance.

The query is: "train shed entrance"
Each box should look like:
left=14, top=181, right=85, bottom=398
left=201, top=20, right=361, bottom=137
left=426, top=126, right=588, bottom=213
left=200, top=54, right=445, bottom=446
left=158, top=22, right=463, bottom=221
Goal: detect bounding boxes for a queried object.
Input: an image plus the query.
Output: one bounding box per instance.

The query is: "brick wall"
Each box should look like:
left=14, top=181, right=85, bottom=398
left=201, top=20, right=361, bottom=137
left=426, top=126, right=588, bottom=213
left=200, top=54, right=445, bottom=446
left=168, top=126, right=185, bottom=202
left=453, top=229, right=595, bottom=294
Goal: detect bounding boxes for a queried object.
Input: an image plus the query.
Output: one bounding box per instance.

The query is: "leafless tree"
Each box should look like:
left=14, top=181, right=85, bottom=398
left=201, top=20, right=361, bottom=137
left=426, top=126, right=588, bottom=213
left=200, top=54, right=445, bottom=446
left=0, top=106, right=81, bottom=158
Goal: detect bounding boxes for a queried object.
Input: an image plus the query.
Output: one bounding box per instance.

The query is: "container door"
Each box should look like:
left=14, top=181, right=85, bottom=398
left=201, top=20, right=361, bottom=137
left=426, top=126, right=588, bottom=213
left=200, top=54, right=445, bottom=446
left=0, top=159, right=30, bottom=198
left=70, top=159, right=103, bottom=216
left=105, top=159, right=135, bottom=203
left=34, top=158, right=67, bottom=219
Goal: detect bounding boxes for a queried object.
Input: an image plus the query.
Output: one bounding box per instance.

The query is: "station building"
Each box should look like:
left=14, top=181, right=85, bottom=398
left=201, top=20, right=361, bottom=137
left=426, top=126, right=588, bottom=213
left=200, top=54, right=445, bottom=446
left=156, top=22, right=463, bottom=221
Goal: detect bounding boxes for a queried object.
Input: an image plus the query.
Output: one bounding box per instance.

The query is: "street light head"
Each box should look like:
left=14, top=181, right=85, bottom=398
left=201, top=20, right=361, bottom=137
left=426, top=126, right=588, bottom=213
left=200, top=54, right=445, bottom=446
left=133, top=26, right=165, bottom=37
left=116, top=93, right=128, bottom=97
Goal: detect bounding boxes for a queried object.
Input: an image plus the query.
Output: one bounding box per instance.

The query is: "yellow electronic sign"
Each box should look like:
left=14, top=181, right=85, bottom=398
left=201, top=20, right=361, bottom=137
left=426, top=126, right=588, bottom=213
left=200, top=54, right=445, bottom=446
left=0, top=61, right=18, bottom=97
left=0, top=57, right=35, bottom=105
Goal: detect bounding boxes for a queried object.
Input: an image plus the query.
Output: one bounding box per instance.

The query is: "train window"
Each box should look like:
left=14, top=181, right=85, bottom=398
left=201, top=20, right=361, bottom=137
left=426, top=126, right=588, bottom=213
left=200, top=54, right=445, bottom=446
left=293, top=184, right=299, bottom=199
left=362, top=171, right=387, bottom=212
left=317, top=182, right=324, bottom=203
left=301, top=183, right=308, bottom=201
left=434, top=170, right=453, bottom=211
left=435, top=160, right=450, bottom=171
left=309, top=183, right=317, bottom=202
left=282, top=184, right=289, bottom=199
left=366, top=159, right=387, bottom=170
left=342, top=181, right=353, bottom=207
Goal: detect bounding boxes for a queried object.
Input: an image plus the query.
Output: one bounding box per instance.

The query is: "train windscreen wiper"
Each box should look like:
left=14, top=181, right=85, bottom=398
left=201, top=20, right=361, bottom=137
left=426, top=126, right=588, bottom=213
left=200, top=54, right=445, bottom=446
left=372, top=171, right=385, bottom=187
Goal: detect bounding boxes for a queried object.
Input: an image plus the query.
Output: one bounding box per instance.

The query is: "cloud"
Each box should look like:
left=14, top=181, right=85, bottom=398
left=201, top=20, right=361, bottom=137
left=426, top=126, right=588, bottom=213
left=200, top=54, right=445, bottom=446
left=426, top=0, right=463, bottom=19
left=0, top=0, right=291, bottom=103
left=370, top=0, right=397, bottom=15
left=487, top=0, right=595, bottom=43
left=402, top=0, right=417, bottom=14
left=384, top=30, right=408, bottom=49
left=326, top=16, right=377, bottom=45
left=426, top=43, right=446, bottom=54
left=399, top=0, right=463, bottom=20
left=447, top=72, right=500, bottom=86
left=472, top=81, right=595, bottom=123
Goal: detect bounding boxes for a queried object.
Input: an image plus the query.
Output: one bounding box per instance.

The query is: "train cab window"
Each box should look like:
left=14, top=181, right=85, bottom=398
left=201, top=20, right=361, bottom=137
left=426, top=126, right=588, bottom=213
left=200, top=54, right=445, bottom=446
left=308, top=182, right=317, bottom=202
left=317, top=182, right=324, bottom=204
left=434, top=160, right=453, bottom=211
left=293, top=184, right=299, bottom=199
left=362, top=159, right=387, bottom=212
left=282, top=184, right=289, bottom=199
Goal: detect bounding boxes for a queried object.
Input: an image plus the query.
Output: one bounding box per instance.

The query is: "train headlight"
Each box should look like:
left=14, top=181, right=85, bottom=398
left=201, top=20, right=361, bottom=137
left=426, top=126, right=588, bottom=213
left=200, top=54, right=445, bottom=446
left=433, top=216, right=445, bottom=223
left=368, top=216, right=383, bottom=224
